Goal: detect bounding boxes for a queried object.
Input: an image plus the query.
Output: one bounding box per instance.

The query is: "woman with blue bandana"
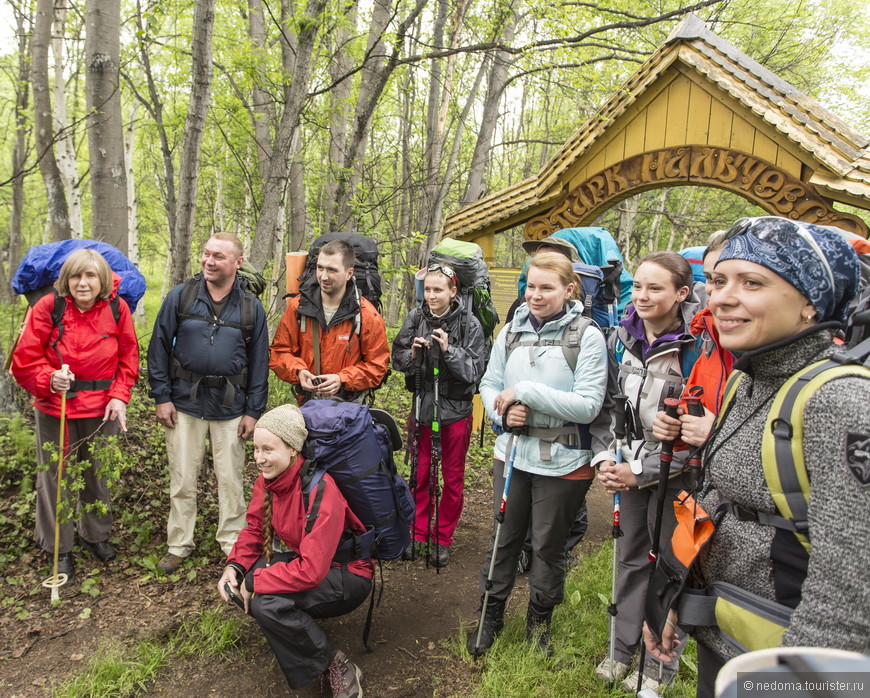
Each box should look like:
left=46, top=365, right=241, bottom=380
left=642, top=216, right=870, bottom=698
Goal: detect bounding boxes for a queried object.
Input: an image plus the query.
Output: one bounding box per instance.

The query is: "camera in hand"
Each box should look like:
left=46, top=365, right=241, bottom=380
left=224, top=582, right=245, bottom=610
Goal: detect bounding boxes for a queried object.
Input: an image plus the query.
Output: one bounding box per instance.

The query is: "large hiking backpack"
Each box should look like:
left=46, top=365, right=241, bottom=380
left=831, top=229, right=870, bottom=348
left=651, top=338, right=870, bottom=654
left=8, top=240, right=146, bottom=371
left=299, top=400, right=414, bottom=561
left=571, top=262, right=614, bottom=330
left=300, top=232, right=382, bottom=313
left=176, top=260, right=266, bottom=346
left=420, top=238, right=499, bottom=359
left=518, top=227, right=632, bottom=326
left=678, top=245, right=707, bottom=285
left=12, top=239, right=147, bottom=312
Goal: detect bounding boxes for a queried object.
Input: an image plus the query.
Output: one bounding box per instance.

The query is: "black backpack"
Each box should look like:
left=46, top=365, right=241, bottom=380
left=300, top=232, right=382, bottom=313
left=176, top=261, right=266, bottom=346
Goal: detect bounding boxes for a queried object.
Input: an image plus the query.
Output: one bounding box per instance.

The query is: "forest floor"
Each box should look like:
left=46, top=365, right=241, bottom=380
left=0, top=442, right=612, bottom=698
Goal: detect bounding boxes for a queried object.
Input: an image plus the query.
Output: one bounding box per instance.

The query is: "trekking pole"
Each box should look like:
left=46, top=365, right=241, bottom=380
left=607, top=394, right=628, bottom=675
left=682, top=393, right=706, bottom=493
left=429, top=340, right=443, bottom=573
left=42, top=364, right=70, bottom=602
left=473, top=414, right=520, bottom=656
left=407, top=348, right=424, bottom=561
left=635, top=397, right=681, bottom=696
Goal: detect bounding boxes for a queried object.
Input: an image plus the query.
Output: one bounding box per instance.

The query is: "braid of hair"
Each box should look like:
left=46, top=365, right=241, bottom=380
left=262, top=490, right=274, bottom=565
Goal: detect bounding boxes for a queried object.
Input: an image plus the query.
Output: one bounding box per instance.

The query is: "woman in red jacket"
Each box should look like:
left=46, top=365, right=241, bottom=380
left=217, top=404, right=372, bottom=698
left=11, top=248, right=139, bottom=584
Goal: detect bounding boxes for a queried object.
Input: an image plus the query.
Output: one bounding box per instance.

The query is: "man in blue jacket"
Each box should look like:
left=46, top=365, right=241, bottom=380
left=147, top=233, right=269, bottom=573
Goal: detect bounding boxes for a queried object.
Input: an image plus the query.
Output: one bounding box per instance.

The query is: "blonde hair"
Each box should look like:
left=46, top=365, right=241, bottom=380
left=54, top=249, right=112, bottom=301
left=528, top=250, right=576, bottom=289
left=209, top=232, right=244, bottom=259
left=262, top=490, right=275, bottom=565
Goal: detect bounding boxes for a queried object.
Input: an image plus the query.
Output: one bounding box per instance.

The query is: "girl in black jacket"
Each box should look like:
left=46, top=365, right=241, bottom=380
left=392, top=264, right=486, bottom=567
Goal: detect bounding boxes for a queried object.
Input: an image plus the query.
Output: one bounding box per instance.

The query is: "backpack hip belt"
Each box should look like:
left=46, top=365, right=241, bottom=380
left=170, top=357, right=247, bottom=408
left=521, top=424, right=590, bottom=461
left=671, top=338, right=870, bottom=655
left=69, top=377, right=115, bottom=395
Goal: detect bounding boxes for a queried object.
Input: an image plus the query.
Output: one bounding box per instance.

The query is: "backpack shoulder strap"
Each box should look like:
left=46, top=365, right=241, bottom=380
left=504, top=313, right=592, bottom=372
left=303, top=473, right=327, bottom=535
left=50, top=291, right=66, bottom=350
left=761, top=354, right=870, bottom=555
left=239, top=284, right=256, bottom=345
left=176, top=276, right=203, bottom=325
left=561, top=314, right=592, bottom=373
left=109, top=296, right=120, bottom=324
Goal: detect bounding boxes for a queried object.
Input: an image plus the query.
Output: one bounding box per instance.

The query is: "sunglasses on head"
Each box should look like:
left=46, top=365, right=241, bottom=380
left=427, top=263, right=457, bottom=282
left=724, top=216, right=834, bottom=289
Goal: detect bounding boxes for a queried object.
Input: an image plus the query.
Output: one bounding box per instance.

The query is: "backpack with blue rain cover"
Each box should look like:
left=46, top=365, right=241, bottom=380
left=518, top=227, right=633, bottom=325
left=299, top=399, right=414, bottom=561
left=12, top=239, right=146, bottom=312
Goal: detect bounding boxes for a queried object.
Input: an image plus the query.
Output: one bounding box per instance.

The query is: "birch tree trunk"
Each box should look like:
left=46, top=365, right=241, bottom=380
left=462, top=0, right=517, bottom=207
left=132, top=0, right=177, bottom=245
left=52, top=4, right=83, bottom=238
left=331, top=0, right=427, bottom=232
left=249, top=0, right=327, bottom=271
left=86, top=0, right=128, bottom=254
left=32, top=0, right=71, bottom=242
left=170, top=0, right=217, bottom=285
left=2, top=2, right=31, bottom=303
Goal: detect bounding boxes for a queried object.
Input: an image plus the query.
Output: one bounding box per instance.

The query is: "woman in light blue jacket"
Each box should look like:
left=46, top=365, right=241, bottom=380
left=467, top=251, right=608, bottom=657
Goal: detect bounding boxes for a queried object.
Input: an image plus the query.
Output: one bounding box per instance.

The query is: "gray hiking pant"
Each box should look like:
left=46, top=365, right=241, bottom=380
left=478, top=458, right=591, bottom=609
left=611, top=481, right=684, bottom=678
left=34, top=410, right=117, bottom=554
left=249, top=563, right=371, bottom=689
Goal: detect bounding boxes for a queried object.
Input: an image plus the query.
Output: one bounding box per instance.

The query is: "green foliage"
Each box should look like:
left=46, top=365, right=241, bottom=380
left=51, top=607, right=246, bottom=697
left=454, top=541, right=697, bottom=697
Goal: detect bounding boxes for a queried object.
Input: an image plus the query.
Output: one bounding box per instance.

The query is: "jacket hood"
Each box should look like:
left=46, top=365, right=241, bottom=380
left=298, top=278, right=360, bottom=327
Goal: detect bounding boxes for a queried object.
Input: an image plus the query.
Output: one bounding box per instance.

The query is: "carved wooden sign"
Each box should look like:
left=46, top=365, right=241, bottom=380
left=525, top=146, right=868, bottom=238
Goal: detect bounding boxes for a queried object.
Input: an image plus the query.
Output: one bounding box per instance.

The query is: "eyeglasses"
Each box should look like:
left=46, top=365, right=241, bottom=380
left=724, top=217, right=835, bottom=289
left=427, top=263, right=457, bottom=283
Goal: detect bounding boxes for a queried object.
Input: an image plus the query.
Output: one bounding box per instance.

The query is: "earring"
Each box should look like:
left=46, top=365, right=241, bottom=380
left=803, top=314, right=814, bottom=324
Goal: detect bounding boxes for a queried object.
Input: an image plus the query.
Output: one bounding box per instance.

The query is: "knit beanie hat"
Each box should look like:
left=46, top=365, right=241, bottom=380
left=255, top=404, right=308, bottom=452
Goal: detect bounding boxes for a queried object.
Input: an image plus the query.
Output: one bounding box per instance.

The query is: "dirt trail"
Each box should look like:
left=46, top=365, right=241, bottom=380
left=0, top=467, right=611, bottom=697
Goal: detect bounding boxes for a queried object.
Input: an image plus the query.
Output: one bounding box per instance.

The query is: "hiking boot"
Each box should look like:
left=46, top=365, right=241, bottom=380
left=156, top=553, right=186, bottom=573
left=429, top=545, right=449, bottom=568
left=401, top=540, right=424, bottom=561
left=525, top=604, right=553, bottom=656
left=466, top=598, right=506, bottom=657
left=621, top=668, right=672, bottom=694
left=516, top=549, right=531, bottom=575
left=594, top=657, right=631, bottom=683
left=325, top=649, right=363, bottom=698
left=48, top=552, right=75, bottom=586
left=80, top=538, right=117, bottom=562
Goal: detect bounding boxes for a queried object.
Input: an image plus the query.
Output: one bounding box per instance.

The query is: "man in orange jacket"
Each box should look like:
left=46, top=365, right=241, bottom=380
left=270, top=239, right=390, bottom=403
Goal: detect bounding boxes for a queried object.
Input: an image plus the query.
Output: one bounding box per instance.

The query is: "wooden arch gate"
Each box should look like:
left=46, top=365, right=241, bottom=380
left=443, top=14, right=870, bottom=254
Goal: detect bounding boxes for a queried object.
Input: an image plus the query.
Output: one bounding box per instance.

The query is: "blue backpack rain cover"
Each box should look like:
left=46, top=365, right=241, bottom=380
left=299, top=400, right=414, bottom=560
left=678, top=245, right=707, bottom=285
left=518, top=227, right=633, bottom=322
left=12, top=239, right=147, bottom=312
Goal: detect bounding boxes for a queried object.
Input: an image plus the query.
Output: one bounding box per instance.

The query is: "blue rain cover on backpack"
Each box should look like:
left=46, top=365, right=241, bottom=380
left=570, top=262, right=614, bottom=330
left=517, top=227, right=633, bottom=320
left=12, top=240, right=147, bottom=312
left=299, top=400, right=414, bottom=560
left=679, top=246, right=707, bottom=285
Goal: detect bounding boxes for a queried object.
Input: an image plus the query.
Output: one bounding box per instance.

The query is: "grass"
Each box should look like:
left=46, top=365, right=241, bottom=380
left=452, top=541, right=698, bottom=698
left=51, top=607, right=247, bottom=697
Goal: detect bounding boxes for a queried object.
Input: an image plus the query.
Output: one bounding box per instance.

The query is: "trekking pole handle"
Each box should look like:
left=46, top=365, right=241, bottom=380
left=683, top=396, right=704, bottom=417
left=660, top=398, right=681, bottom=459
left=501, top=401, right=528, bottom=435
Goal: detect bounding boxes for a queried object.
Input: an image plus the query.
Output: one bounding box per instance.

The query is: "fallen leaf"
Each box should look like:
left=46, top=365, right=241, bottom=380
left=70, top=653, right=84, bottom=661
